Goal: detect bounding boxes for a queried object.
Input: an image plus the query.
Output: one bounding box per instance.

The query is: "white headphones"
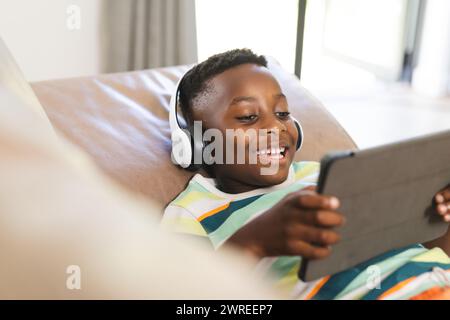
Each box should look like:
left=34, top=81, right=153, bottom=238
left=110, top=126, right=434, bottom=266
left=169, top=76, right=193, bottom=169
left=169, top=74, right=304, bottom=170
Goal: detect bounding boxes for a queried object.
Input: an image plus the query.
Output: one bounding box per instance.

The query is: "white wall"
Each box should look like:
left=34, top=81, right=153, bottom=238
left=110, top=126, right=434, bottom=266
left=0, top=0, right=103, bottom=82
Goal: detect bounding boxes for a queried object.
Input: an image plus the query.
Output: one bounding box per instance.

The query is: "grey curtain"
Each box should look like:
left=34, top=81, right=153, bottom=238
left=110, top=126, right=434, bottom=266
left=101, top=0, right=198, bottom=72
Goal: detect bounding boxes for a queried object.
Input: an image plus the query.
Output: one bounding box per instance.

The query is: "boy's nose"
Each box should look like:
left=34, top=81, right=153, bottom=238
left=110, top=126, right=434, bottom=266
left=266, top=118, right=288, bottom=134
left=266, top=123, right=287, bottom=144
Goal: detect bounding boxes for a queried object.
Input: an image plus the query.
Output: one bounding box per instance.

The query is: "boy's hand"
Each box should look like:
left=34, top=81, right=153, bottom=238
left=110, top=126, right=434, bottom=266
left=227, top=186, right=345, bottom=260
left=435, top=186, right=450, bottom=222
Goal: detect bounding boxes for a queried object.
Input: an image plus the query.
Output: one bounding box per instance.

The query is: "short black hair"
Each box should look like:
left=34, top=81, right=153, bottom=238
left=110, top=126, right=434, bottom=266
left=178, top=48, right=268, bottom=125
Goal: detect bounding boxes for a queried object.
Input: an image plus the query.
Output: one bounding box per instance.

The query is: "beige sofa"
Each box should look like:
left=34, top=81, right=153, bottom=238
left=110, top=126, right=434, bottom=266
left=31, top=58, right=357, bottom=207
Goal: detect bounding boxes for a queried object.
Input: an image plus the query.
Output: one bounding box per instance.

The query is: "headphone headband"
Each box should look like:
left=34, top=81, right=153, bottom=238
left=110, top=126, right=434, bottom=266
left=168, top=76, right=184, bottom=134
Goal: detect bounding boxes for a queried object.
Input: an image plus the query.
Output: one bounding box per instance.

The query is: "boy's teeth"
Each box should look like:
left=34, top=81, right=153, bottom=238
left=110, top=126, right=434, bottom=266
left=257, top=147, right=286, bottom=155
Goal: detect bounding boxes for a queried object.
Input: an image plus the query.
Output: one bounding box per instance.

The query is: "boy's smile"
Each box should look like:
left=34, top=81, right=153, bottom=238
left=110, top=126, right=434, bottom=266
left=190, top=63, right=299, bottom=193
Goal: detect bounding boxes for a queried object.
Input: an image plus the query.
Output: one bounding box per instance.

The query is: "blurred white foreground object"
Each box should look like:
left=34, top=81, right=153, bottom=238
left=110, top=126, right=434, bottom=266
left=0, top=37, right=276, bottom=299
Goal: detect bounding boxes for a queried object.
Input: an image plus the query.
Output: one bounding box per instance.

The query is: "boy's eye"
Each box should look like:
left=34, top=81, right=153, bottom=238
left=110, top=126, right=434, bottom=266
left=236, top=115, right=258, bottom=122
left=275, top=111, right=291, bottom=119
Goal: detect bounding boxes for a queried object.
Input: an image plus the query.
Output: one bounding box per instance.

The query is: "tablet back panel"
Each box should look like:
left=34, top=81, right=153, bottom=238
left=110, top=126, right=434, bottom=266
left=300, top=130, right=450, bottom=281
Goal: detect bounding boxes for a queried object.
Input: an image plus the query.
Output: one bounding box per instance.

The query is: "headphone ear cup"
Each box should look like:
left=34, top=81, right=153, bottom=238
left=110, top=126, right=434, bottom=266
left=171, top=128, right=193, bottom=168
left=293, top=118, right=304, bottom=151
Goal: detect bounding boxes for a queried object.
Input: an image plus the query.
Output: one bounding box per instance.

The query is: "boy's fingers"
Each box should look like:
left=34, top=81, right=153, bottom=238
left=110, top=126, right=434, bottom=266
left=286, top=240, right=331, bottom=259
left=435, top=189, right=450, bottom=203
left=287, top=224, right=341, bottom=246
left=295, top=210, right=345, bottom=227
left=443, top=188, right=450, bottom=200
left=445, top=214, right=450, bottom=222
left=435, top=193, right=445, bottom=204
left=294, top=193, right=340, bottom=210
left=437, top=203, right=449, bottom=215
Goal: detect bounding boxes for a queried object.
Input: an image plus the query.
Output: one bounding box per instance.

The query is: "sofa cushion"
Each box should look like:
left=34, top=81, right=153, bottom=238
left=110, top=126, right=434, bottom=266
left=31, top=58, right=356, bottom=207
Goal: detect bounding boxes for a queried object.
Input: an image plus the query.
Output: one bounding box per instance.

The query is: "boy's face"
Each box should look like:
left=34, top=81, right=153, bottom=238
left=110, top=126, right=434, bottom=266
left=191, top=63, right=299, bottom=193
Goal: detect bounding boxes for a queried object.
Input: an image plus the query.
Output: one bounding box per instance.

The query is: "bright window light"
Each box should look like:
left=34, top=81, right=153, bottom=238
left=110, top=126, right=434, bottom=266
left=195, top=0, right=299, bottom=74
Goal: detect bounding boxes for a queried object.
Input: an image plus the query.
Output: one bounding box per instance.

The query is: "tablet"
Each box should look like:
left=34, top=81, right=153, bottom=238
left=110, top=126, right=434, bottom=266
left=299, top=129, right=450, bottom=281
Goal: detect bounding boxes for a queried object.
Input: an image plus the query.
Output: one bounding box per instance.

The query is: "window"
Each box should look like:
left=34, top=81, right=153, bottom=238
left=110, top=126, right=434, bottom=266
left=195, top=0, right=299, bottom=73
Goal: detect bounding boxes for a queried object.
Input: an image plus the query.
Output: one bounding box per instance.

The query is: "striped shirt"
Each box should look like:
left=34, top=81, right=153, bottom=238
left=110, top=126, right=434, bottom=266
left=162, top=161, right=450, bottom=299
